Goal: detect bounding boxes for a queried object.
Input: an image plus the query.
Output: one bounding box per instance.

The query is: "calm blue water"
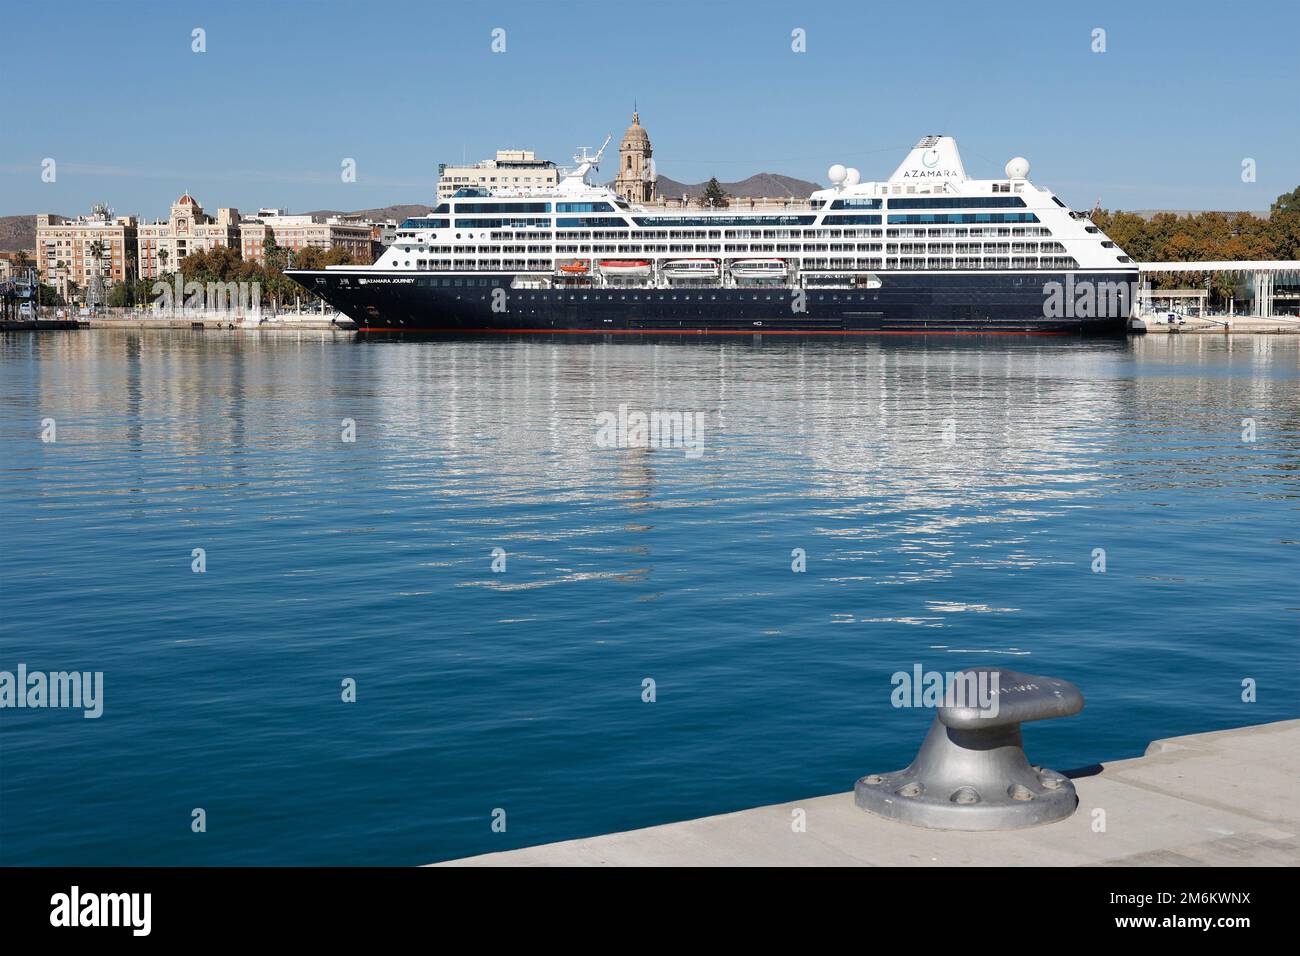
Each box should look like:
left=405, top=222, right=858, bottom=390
left=1, top=330, right=1296, bottom=865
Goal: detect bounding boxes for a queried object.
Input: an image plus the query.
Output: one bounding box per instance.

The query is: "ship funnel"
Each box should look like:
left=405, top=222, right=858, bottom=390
left=888, top=135, right=968, bottom=183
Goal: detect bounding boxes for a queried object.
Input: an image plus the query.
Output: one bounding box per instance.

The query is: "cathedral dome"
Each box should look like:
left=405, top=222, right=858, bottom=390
left=621, top=111, right=651, bottom=151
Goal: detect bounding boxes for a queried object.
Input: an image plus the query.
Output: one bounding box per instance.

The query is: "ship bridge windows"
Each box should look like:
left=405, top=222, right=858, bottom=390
left=829, top=198, right=883, bottom=209
left=888, top=196, right=1027, bottom=209
left=556, top=202, right=615, bottom=213
left=400, top=218, right=451, bottom=229
left=888, top=213, right=1039, bottom=225
left=821, top=214, right=882, bottom=225
left=454, top=201, right=551, bottom=213
left=456, top=218, right=550, bottom=229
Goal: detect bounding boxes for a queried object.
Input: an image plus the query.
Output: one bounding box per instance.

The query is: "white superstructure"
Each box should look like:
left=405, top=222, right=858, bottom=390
left=323, top=135, right=1133, bottom=289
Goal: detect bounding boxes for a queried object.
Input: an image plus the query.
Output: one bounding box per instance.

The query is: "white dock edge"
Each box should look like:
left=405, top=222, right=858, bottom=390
left=437, top=718, right=1300, bottom=866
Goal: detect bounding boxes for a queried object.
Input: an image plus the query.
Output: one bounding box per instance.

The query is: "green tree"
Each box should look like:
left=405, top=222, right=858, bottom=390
left=292, top=246, right=327, bottom=270
left=259, top=230, right=304, bottom=311
left=107, top=280, right=133, bottom=308
left=323, top=246, right=354, bottom=267
left=33, top=272, right=63, bottom=307
left=180, top=245, right=246, bottom=284
left=701, top=177, right=729, bottom=209
left=1268, top=186, right=1300, bottom=259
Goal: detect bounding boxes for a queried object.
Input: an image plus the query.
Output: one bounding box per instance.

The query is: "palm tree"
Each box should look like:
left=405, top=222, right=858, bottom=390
left=86, top=240, right=107, bottom=311
left=123, top=248, right=138, bottom=307
left=158, top=247, right=170, bottom=275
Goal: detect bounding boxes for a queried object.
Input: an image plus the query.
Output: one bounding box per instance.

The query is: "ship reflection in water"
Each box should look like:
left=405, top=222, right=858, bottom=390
left=1, top=330, right=1297, bottom=865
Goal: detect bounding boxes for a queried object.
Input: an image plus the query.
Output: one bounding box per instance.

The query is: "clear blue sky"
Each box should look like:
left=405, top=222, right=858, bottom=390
left=2, top=0, right=1297, bottom=219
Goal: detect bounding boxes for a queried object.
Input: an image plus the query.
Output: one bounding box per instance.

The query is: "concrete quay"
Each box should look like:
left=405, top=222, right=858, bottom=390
left=439, top=718, right=1300, bottom=867
left=1133, top=314, right=1300, bottom=334
left=0, top=319, right=82, bottom=331
left=82, top=313, right=355, bottom=332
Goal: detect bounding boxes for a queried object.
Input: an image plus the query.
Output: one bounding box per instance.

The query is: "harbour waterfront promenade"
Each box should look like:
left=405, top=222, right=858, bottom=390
left=1, top=310, right=356, bottom=332
left=439, top=719, right=1300, bottom=866
left=83, top=311, right=356, bottom=332
left=1133, top=314, right=1300, bottom=334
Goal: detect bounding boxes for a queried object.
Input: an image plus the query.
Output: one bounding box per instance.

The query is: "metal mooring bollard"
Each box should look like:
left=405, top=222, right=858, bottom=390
left=855, top=667, right=1084, bottom=830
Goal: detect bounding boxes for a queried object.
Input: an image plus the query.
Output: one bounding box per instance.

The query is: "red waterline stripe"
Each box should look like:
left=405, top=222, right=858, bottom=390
left=357, top=327, right=1075, bottom=336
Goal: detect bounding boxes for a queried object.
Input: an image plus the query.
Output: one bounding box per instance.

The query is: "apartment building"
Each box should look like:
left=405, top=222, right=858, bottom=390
left=35, top=205, right=138, bottom=301
left=436, top=149, right=559, bottom=199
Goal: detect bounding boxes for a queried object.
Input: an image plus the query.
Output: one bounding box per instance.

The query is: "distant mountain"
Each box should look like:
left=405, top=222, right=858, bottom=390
left=302, top=204, right=431, bottom=222
left=0, top=215, right=39, bottom=252
left=648, top=172, right=823, bottom=200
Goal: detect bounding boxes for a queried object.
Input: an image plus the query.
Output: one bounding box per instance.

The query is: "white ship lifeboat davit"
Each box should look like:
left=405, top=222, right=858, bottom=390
left=662, top=259, right=720, bottom=278
left=730, top=258, right=787, bottom=278
left=598, top=259, right=652, bottom=276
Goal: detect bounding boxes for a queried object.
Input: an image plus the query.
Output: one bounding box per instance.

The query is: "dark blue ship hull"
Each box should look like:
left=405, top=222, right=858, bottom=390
left=287, top=270, right=1137, bottom=336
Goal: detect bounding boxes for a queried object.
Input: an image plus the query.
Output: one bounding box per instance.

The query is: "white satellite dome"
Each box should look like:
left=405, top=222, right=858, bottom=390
left=827, top=164, right=847, bottom=185
left=1005, top=157, right=1030, bottom=179
left=844, top=167, right=861, bottom=186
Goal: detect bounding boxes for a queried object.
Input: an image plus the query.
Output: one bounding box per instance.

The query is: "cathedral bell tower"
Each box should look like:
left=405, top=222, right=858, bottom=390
left=613, top=109, right=655, bottom=204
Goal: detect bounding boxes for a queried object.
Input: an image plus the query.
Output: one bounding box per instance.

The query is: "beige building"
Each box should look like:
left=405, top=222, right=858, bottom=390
left=0, top=251, right=37, bottom=281
left=36, top=206, right=138, bottom=301
left=137, top=194, right=241, bottom=278
left=613, top=110, right=656, bottom=204
left=239, top=210, right=376, bottom=265
left=437, top=149, right=559, bottom=199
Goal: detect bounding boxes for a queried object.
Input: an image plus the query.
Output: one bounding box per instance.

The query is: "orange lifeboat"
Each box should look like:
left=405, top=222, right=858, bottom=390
left=559, top=260, right=590, bottom=274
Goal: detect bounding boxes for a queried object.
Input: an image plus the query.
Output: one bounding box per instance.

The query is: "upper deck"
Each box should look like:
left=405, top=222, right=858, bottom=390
left=366, top=136, right=1136, bottom=279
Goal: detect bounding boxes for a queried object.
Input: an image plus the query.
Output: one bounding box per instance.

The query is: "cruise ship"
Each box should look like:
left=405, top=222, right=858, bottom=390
left=287, top=135, right=1138, bottom=335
